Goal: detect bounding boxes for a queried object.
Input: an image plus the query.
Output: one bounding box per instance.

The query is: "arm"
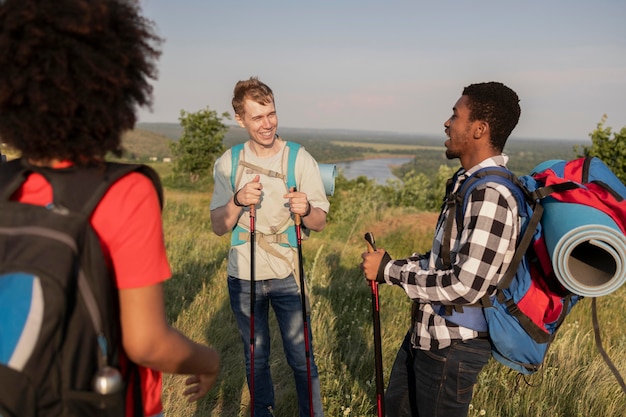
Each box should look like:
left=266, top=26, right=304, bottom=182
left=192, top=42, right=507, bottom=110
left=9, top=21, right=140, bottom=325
left=361, top=251, right=423, bottom=283
left=98, top=174, right=220, bottom=401
left=301, top=205, right=326, bottom=232
left=119, top=283, right=220, bottom=402
left=210, top=201, right=240, bottom=236
left=211, top=175, right=262, bottom=236
left=379, top=185, right=519, bottom=305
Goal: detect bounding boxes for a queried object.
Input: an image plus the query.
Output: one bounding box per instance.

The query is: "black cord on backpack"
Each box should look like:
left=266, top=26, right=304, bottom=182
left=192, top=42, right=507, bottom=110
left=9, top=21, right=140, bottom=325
left=591, top=297, right=626, bottom=395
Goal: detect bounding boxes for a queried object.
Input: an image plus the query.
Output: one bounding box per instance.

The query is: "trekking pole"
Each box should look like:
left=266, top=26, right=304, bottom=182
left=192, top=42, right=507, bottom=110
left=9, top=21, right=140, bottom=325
left=249, top=203, right=256, bottom=417
left=294, top=209, right=314, bottom=417
left=364, top=232, right=385, bottom=417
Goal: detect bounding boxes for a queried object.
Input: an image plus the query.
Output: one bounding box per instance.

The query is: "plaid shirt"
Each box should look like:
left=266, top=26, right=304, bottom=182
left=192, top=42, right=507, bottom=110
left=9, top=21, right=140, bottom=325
left=382, top=155, right=521, bottom=350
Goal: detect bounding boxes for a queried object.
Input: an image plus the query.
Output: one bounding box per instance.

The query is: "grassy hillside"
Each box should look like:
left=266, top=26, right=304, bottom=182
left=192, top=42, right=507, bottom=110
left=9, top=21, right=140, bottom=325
left=156, top=174, right=626, bottom=417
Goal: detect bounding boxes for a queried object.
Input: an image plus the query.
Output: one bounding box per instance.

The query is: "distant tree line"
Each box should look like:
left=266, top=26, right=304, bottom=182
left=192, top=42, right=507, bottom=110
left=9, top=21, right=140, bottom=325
left=166, top=107, right=625, bottom=195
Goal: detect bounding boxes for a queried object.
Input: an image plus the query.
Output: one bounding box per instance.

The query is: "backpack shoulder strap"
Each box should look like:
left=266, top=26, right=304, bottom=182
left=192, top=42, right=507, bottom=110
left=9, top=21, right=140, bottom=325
left=230, top=143, right=245, bottom=191
left=0, top=159, right=33, bottom=200
left=441, top=167, right=528, bottom=270
left=81, top=163, right=163, bottom=215
left=0, top=159, right=163, bottom=215
left=230, top=141, right=301, bottom=192
left=456, top=167, right=529, bottom=225
left=284, top=141, right=301, bottom=190
left=42, top=163, right=162, bottom=216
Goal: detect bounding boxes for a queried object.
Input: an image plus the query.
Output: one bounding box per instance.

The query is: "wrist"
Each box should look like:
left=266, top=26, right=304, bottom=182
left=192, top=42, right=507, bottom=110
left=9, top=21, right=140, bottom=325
left=233, top=190, right=245, bottom=207
left=376, top=252, right=391, bottom=283
left=302, top=201, right=312, bottom=217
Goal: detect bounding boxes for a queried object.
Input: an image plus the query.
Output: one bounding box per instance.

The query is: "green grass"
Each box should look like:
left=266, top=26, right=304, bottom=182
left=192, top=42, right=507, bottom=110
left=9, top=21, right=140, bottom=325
left=160, top=186, right=626, bottom=417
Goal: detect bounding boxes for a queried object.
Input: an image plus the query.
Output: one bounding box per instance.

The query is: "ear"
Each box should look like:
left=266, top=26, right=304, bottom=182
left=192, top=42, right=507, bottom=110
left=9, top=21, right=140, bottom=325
left=235, top=113, right=246, bottom=128
left=473, top=121, right=489, bottom=139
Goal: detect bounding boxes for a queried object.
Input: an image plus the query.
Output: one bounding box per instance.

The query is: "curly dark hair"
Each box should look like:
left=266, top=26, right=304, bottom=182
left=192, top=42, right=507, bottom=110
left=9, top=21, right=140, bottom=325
left=0, top=0, right=162, bottom=164
left=462, top=82, right=521, bottom=152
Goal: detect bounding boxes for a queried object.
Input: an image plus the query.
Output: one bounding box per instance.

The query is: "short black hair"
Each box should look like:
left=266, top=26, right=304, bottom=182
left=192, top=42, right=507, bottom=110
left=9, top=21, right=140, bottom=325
left=0, top=0, right=162, bottom=164
left=463, top=82, right=521, bottom=152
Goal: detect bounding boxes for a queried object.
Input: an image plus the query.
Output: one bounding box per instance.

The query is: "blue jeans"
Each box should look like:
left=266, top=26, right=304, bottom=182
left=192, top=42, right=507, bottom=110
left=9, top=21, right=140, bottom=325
left=228, top=275, right=324, bottom=417
left=385, top=331, right=491, bottom=417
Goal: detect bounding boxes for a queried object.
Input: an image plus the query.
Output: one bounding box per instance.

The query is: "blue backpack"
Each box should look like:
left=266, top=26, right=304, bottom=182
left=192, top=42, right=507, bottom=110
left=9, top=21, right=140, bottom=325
left=439, top=157, right=626, bottom=378
left=229, top=141, right=301, bottom=249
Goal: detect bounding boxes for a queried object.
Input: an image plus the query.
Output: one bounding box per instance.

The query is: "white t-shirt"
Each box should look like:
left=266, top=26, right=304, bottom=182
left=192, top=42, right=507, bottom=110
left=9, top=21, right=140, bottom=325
left=211, top=139, right=330, bottom=280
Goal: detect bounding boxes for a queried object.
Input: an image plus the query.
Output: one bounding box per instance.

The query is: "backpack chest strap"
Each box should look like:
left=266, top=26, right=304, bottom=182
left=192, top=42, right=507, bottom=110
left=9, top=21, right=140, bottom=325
left=238, top=160, right=287, bottom=182
left=232, top=219, right=300, bottom=247
left=232, top=226, right=298, bottom=278
left=234, top=227, right=295, bottom=246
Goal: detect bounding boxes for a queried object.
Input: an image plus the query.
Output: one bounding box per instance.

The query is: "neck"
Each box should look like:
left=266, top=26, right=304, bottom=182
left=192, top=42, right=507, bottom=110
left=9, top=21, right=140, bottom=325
left=461, top=150, right=501, bottom=170
left=460, top=138, right=500, bottom=170
left=248, top=135, right=282, bottom=158
left=27, top=158, right=61, bottom=167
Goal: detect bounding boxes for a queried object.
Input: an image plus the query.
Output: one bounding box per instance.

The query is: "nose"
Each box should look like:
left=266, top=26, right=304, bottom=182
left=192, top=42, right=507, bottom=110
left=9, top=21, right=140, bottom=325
left=261, top=116, right=273, bottom=129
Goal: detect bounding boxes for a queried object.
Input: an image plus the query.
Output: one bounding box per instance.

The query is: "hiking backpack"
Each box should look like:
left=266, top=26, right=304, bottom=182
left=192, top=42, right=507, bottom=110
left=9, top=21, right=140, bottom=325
left=0, top=159, right=163, bottom=417
left=229, top=141, right=301, bottom=249
left=439, top=156, right=626, bottom=379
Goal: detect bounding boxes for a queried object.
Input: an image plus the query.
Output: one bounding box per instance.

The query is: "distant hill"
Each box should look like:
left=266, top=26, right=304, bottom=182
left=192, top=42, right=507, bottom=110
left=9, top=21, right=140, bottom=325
left=136, top=121, right=245, bottom=146
left=137, top=122, right=442, bottom=143
left=122, top=128, right=173, bottom=160
left=135, top=123, right=183, bottom=140
left=135, top=122, right=586, bottom=147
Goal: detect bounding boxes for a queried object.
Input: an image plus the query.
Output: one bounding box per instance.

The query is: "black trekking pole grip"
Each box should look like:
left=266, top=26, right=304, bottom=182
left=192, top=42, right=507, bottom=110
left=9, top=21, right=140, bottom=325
left=249, top=204, right=256, bottom=417
left=364, top=231, right=377, bottom=253
left=364, top=232, right=385, bottom=417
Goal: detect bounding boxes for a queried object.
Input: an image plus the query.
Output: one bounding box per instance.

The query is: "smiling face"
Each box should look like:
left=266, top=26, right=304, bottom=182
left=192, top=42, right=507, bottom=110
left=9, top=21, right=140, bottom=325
left=235, top=98, right=278, bottom=152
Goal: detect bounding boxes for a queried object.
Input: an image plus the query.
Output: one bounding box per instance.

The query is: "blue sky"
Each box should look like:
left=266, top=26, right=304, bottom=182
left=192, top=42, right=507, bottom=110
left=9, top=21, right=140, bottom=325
left=138, top=0, right=626, bottom=141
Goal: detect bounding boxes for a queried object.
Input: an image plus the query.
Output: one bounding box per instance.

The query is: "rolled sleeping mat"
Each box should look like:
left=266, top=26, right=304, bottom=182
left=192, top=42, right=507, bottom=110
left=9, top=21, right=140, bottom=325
left=541, top=197, right=626, bottom=297
left=319, top=164, right=337, bottom=196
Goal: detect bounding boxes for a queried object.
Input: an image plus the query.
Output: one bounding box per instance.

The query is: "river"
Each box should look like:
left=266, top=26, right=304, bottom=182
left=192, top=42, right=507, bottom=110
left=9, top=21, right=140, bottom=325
left=334, top=156, right=414, bottom=184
